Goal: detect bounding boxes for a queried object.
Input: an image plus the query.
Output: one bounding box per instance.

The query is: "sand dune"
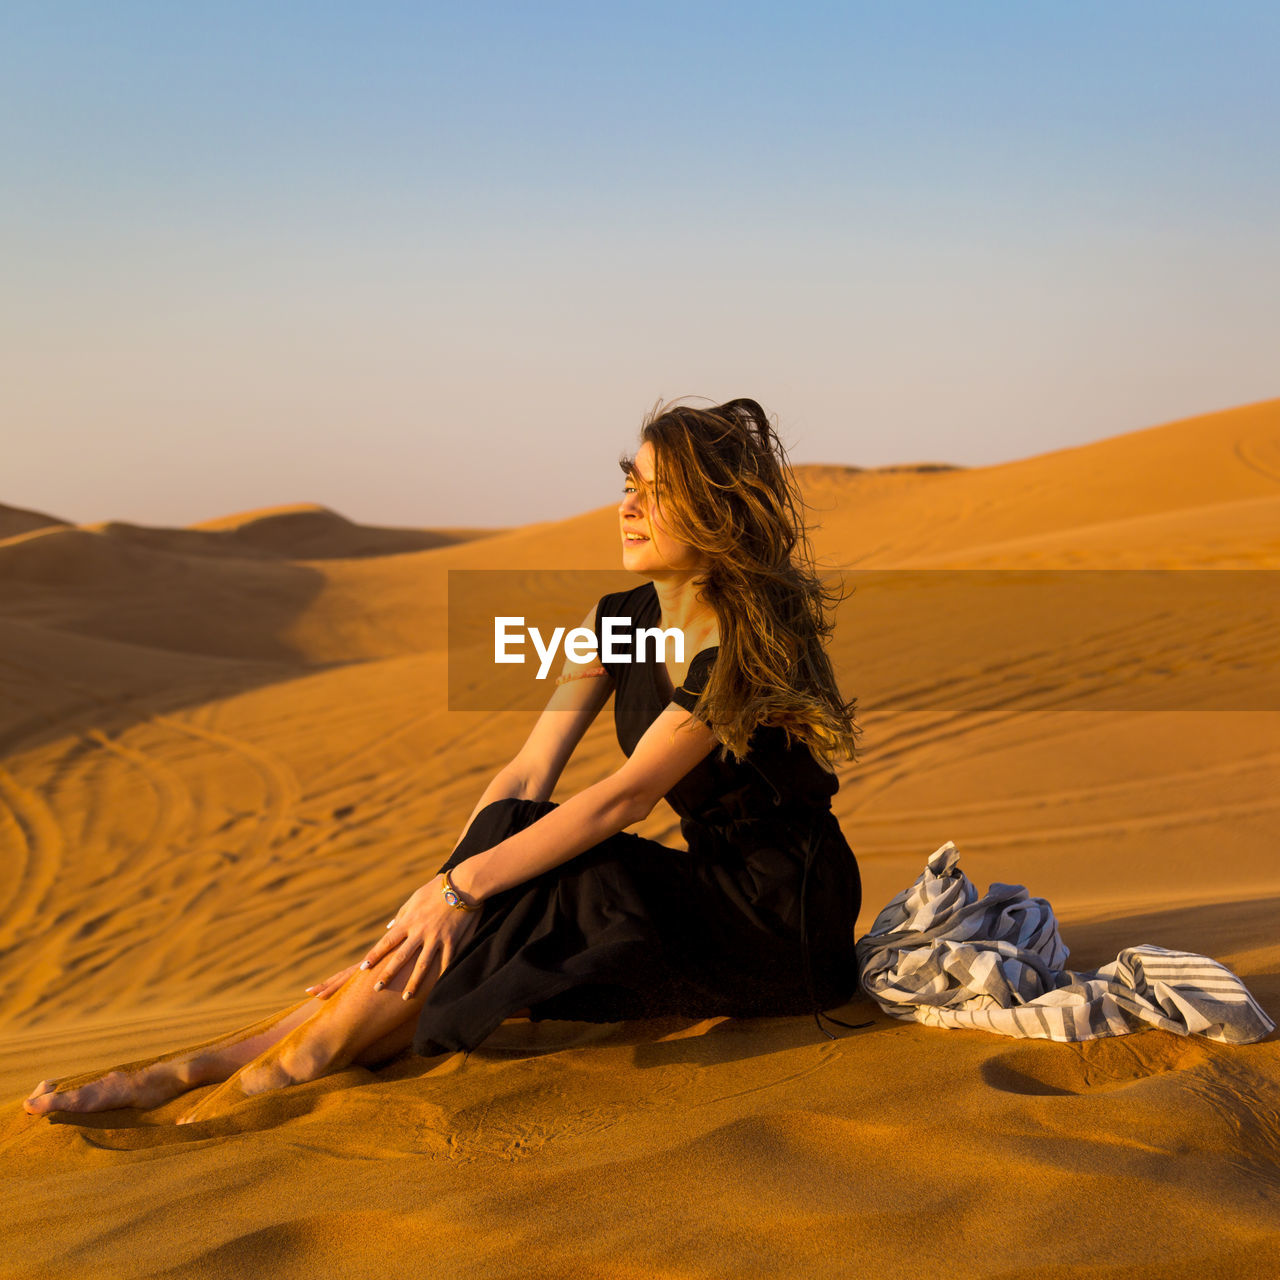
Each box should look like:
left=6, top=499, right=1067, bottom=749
left=183, top=501, right=500, bottom=559
left=796, top=397, right=1280, bottom=571
left=0, top=502, right=68, bottom=542
left=2, top=398, right=1278, bottom=1279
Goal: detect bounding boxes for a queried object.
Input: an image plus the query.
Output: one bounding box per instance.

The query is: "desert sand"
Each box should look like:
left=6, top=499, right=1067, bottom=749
left=2, top=399, right=1278, bottom=1279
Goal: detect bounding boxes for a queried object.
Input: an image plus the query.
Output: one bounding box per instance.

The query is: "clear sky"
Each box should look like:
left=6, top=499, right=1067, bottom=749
left=3, top=1, right=1277, bottom=530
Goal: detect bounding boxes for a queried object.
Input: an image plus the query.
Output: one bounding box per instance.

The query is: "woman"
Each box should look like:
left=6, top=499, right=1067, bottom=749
left=23, top=397, right=866, bottom=1124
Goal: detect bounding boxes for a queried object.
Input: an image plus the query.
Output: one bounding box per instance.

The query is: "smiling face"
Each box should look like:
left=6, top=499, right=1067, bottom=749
left=619, top=440, right=704, bottom=577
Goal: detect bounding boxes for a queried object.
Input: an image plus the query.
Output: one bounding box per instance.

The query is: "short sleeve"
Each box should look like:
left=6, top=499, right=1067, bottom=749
left=671, top=647, right=718, bottom=713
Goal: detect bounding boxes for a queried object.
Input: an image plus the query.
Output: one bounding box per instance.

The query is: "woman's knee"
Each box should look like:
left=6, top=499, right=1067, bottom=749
left=443, top=798, right=560, bottom=870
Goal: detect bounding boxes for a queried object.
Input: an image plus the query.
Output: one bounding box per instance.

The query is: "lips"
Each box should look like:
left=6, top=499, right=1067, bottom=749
left=623, top=533, right=649, bottom=543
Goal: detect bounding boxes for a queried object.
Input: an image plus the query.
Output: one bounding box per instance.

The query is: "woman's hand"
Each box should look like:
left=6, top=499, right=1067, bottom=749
left=304, top=963, right=361, bottom=1000
left=357, top=873, right=483, bottom=1000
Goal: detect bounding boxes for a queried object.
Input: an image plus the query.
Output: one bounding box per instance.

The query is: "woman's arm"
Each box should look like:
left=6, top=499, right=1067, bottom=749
left=449, top=604, right=616, bottom=849
left=306, top=602, right=614, bottom=1001
left=450, top=702, right=720, bottom=902
left=448, top=762, right=547, bottom=854
left=358, top=700, right=721, bottom=999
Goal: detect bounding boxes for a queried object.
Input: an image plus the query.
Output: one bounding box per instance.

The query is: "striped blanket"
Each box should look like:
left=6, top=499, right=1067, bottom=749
left=854, top=841, right=1274, bottom=1045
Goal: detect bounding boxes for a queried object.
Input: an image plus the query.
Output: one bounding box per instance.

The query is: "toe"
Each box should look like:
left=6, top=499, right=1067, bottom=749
left=24, top=1081, right=53, bottom=1107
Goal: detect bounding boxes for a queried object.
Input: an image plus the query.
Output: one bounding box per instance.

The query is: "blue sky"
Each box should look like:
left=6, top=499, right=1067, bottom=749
left=3, top=2, right=1277, bottom=528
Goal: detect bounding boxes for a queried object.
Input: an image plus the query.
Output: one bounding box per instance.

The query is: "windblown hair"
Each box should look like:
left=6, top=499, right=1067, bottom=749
left=620, top=397, right=861, bottom=771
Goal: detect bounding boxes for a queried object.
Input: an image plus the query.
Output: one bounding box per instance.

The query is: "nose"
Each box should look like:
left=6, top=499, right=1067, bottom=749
left=619, top=489, right=643, bottom=518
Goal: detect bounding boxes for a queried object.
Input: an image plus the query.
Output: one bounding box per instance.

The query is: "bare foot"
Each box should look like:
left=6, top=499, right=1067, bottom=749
left=23, top=998, right=319, bottom=1119
left=23, top=1059, right=196, bottom=1116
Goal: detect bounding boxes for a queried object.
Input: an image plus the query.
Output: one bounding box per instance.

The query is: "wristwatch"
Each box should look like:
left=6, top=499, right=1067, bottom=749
left=441, top=868, right=481, bottom=912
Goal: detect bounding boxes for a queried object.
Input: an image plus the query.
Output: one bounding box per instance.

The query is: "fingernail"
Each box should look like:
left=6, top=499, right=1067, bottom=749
left=374, top=981, right=385, bottom=992
left=402, top=990, right=413, bottom=1001
left=359, top=961, right=369, bottom=970
left=386, top=920, right=395, bottom=928
left=304, top=986, right=315, bottom=993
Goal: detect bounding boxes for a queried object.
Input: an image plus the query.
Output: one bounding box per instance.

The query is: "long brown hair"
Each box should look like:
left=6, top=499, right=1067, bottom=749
left=620, top=397, right=861, bottom=771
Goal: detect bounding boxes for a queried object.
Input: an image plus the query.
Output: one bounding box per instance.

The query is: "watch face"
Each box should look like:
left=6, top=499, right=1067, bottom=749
left=443, top=881, right=472, bottom=910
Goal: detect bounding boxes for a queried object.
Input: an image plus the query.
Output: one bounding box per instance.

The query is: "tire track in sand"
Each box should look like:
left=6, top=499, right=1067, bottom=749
left=0, top=765, right=65, bottom=939
left=1233, top=425, right=1280, bottom=487
left=0, top=651, right=302, bottom=869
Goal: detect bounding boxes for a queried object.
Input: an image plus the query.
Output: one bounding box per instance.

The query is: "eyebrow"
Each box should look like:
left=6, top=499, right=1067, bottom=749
left=618, top=455, right=654, bottom=486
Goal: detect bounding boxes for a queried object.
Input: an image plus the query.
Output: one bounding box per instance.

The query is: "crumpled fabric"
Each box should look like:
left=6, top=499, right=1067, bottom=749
left=854, top=841, right=1275, bottom=1045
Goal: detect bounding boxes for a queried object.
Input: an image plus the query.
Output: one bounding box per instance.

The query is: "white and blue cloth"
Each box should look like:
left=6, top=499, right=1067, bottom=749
left=855, top=842, right=1274, bottom=1045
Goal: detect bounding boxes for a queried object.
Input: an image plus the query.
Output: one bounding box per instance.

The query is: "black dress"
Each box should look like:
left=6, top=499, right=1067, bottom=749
left=412, top=581, right=863, bottom=1056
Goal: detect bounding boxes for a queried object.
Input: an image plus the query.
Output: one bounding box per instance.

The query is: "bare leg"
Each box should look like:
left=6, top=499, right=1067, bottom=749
left=351, top=1004, right=532, bottom=1069
left=23, top=997, right=321, bottom=1116
left=176, top=956, right=442, bottom=1123
left=352, top=1019, right=417, bottom=1068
